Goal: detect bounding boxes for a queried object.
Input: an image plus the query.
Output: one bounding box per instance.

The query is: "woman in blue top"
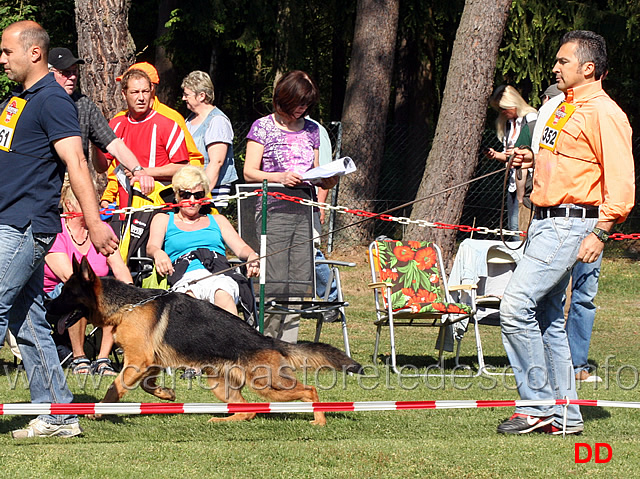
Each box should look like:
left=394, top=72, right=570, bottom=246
left=182, top=71, right=238, bottom=208
left=147, top=166, right=259, bottom=316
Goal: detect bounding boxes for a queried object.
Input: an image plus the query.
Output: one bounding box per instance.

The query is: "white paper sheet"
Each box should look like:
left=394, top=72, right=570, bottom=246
left=301, top=156, right=356, bottom=184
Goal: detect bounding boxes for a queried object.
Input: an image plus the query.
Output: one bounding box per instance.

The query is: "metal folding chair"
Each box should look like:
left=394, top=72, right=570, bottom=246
left=368, top=238, right=476, bottom=374
left=236, top=183, right=354, bottom=355
left=447, top=238, right=521, bottom=376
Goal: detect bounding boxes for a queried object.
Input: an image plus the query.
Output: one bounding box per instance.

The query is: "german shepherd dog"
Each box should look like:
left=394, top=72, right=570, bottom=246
left=48, top=257, right=363, bottom=425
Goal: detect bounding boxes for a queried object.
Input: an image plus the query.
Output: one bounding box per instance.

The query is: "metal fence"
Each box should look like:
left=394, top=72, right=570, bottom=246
left=230, top=121, right=640, bottom=254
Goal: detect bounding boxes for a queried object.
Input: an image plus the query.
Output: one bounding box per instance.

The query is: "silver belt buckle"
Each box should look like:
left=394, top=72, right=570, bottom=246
left=569, top=205, right=587, bottom=219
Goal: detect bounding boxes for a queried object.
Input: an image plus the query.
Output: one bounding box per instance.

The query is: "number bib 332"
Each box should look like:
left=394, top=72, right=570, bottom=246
left=539, top=101, right=576, bottom=152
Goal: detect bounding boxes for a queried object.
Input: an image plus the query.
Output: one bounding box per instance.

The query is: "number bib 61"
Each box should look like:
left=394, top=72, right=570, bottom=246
left=0, top=97, right=27, bottom=152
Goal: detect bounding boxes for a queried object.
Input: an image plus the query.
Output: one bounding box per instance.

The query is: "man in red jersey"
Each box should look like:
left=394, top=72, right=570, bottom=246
left=103, top=68, right=189, bottom=208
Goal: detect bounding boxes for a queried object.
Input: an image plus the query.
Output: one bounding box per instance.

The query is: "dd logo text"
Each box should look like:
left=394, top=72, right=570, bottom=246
left=575, top=443, right=612, bottom=464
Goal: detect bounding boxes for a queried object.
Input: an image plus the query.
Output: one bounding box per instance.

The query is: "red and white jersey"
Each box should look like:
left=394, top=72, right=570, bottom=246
left=109, top=109, right=189, bottom=168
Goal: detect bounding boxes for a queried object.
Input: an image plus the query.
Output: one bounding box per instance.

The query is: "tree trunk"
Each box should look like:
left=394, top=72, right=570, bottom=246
left=155, top=0, right=178, bottom=106
left=274, top=0, right=292, bottom=75
left=336, top=0, right=399, bottom=245
left=75, top=0, right=135, bottom=192
left=75, top=0, right=135, bottom=119
left=406, top=0, right=512, bottom=266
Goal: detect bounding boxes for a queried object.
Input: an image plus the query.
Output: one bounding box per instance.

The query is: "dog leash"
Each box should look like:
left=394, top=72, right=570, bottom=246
left=122, top=289, right=173, bottom=311
left=499, top=152, right=527, bottom=252
left=174, top=166, right=512, bottom=288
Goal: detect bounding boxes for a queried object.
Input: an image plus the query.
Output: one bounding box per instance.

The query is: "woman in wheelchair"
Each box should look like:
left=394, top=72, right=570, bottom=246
left=146, top=166, right=259, bottom=317
left=44, top=177, right=133, bottom=376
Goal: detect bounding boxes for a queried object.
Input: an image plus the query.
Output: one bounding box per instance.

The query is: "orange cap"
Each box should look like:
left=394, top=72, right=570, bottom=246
left=116, top=62, right=160, bottom=84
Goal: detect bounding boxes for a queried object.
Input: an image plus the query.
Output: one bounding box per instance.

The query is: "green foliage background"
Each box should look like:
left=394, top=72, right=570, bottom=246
left=0, top=0, right=37, bottom=96
left=498, top=0, right=640, bottom=122
left=1, top=0, right=639, bottom=127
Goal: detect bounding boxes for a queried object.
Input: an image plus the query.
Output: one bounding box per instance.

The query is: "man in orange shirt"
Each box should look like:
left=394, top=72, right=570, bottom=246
left=497, top=31, right=635, bottom=436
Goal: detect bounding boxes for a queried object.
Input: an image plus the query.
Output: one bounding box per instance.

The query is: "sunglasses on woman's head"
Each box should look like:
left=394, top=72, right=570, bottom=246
left=178, top=190, right=206, bottom=200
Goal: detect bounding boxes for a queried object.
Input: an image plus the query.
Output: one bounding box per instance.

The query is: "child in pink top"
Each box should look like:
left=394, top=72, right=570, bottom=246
left=45, top=178, right=133, bottom=376
left=43, top=218, right=112, bottom=293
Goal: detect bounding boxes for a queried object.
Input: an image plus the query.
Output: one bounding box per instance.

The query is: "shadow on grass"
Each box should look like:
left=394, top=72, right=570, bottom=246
left=375, top=353, right=512, bottom=373
left=69, top=409, right=357, bottom=428
left=0, top=416, right=34, bottom=435
left=376, top=354, right=442, bottom=371
left=582, top=406, right=611, bottom=421
left=254, top=411, right=357, bottom=422
left=0, top=358, right=20, bottom=371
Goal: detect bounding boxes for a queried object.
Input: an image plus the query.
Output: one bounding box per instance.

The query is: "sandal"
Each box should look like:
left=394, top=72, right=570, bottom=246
left=180, top=368, right=202, bottom=380
left=90, top=358, right=118, bottom=376
left=70, top=357, right=91, bottom=375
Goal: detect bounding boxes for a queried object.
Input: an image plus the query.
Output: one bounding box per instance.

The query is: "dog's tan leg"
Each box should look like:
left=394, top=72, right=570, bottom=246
left=205, top=365, right=256, bottom=422
left=292, top=385, right=325, bottom=426
left=248, top=354, right=327, bottom=425
left=104, top=364, right=145, bottom=402
left=86, top=362, right=149, bottom=420
left=99, top=315, right=169, bottom=405
left=253, top=376, right=326, bottom=426
left=140, top=367, right=176, bottom=401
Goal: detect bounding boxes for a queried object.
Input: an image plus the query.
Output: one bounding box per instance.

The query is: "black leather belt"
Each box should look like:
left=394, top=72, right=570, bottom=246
left=534, top=205, right=599, bottom=220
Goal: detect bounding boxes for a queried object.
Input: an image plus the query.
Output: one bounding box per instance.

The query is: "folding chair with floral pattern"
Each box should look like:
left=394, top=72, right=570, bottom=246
left=368, top=238, right=476, bottom=374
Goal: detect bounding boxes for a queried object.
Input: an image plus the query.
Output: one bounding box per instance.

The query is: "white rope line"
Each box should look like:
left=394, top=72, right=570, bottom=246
left=85, top=190, right=524, bottom=237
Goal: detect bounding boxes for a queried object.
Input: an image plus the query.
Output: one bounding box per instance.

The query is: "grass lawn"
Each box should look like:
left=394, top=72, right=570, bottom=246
left=0, top=246, right=638, bottom=478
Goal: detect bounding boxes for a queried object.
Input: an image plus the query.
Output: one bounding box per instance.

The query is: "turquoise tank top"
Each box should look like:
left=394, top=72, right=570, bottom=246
left=164, top=212, right=226, bottom=273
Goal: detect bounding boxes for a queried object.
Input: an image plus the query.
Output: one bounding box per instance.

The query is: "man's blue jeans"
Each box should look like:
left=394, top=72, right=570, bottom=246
left=312, top=212, right=338, bottom=302
left=566, top=253, right=603, bottom=374
left=315, top=250, right=338, bottom=301
left=0, top=224, right=77, bottom=425
left=500, top=213, right=598, bottom=427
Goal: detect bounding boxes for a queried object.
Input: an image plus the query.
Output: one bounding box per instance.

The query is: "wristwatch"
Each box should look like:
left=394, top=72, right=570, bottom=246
left=131, top=165, right=144, bottom=174
left=591, top=227, right=610, bottom=243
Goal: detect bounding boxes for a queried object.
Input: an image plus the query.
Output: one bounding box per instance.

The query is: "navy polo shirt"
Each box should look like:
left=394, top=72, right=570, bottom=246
left=0, top=73, right=81, bottom=234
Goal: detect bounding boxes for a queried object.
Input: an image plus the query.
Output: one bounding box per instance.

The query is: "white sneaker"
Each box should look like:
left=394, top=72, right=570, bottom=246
left=575, top=370, right=603, bottom=383
left=11, top=418, right=83, bottom=439
left=323, top=309, right=341, bottom=322
left=583, top=374, right=603, bottom=383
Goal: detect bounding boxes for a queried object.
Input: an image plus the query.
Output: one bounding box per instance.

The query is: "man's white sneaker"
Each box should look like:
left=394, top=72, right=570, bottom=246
left=497, top=413, right=554, bottom=434
left=575, top=370, right=603, bottom=383
left=11, top=418, right=83, bottom=439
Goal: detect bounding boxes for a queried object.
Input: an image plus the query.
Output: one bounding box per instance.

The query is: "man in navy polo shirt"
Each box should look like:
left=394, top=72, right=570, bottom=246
left=47, top=46, right=154, bottom=194
left=0, top=20, right=118, bottom=439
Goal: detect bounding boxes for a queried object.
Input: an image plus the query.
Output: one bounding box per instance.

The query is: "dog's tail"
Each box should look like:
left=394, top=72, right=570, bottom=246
left=280, top=342, right=364, bottom=375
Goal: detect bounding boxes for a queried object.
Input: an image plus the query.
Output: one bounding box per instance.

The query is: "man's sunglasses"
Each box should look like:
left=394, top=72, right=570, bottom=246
left=53, top=67, right=78, bottom=78
left=178, top=190, right=206, bottom=200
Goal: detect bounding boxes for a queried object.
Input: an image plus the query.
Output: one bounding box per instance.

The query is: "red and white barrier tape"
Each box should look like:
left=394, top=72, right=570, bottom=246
left=86, top=190, right=640, bottom=240
left=1, top=399, right=639, bottom=416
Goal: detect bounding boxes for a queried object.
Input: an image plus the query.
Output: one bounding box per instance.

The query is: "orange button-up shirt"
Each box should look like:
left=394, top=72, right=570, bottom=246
left=531, top=80, right=635, bottom=222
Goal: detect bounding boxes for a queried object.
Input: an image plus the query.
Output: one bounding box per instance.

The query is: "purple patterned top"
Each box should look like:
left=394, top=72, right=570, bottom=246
left=246, top=114, right=320, bottom=175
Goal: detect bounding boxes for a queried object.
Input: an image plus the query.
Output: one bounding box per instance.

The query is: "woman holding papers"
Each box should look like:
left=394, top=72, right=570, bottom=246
left=485, top=85, right=537, bottom=231
left=243, top=70, right=338, bottom=191
left=243, top=70, right=338, bottom=343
